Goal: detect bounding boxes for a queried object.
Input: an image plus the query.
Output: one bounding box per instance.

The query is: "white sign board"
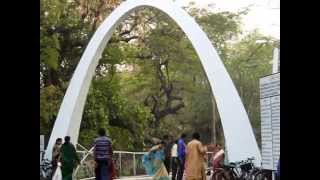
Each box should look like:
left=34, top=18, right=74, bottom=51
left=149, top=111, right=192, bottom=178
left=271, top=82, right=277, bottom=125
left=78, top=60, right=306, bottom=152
left=40, top=135, right=45, bottom=152
left=260, top=73, right=280, bottom=170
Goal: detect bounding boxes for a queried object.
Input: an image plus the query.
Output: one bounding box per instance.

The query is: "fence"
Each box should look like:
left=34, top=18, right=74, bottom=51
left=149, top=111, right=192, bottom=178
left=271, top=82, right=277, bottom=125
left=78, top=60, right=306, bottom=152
left=74, top=150, right=148, bottom=179
left=74, top=148, right=214, bottom=180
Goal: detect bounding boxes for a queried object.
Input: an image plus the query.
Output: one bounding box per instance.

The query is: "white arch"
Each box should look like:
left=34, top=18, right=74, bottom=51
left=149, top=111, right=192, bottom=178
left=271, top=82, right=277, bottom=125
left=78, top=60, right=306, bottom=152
left=45, top=0, right=261, bottom=164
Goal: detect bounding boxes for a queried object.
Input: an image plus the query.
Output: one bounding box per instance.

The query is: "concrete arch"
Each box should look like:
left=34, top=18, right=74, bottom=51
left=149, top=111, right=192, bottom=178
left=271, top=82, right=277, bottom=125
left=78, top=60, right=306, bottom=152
left=45, top=0, right=261, bottom=164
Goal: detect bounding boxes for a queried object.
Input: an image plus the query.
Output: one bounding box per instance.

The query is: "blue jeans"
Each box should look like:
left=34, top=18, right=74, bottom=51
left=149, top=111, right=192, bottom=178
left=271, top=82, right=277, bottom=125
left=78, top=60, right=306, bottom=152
left=95, top=160, right=111, bottom=180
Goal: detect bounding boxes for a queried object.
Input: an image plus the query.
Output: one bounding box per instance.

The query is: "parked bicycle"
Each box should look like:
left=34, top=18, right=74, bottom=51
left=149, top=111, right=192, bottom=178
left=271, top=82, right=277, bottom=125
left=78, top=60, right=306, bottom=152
left=251, top=167, right=273, bottom=180
left=211, top=162, right=241, bottom=180
left=211, top=157, right=256, bottom=180
left=40, top=158, right=52, bottom=179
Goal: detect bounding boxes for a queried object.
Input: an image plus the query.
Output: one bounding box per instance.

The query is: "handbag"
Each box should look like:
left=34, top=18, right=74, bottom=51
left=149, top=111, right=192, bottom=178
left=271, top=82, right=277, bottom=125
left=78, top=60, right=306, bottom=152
left=109, top=160, right=117, bottom=180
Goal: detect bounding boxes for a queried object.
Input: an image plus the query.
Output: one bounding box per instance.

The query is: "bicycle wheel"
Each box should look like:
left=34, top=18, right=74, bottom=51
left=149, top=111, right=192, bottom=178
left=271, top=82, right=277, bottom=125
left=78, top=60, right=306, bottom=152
left=216, top=171, right=228, bottom=180
left=253, top=172, right=262, bottom=180
left=229, top=170, right=238, bottom=180
left=247, top=173, right=255, bottom=180
left=248, top=169, right=259, bottom=180
left=254, top=172, right=269, bottom=180
left=239, top=172, right=247, bottom=180
left=211, top=169, right=224, bottom=180
left=243, top=172, right=252, bottom=180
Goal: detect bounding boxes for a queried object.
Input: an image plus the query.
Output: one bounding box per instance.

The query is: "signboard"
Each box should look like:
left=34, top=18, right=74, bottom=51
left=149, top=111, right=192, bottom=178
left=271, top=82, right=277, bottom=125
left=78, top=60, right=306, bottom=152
left=260, top=73, right=280, bottom=170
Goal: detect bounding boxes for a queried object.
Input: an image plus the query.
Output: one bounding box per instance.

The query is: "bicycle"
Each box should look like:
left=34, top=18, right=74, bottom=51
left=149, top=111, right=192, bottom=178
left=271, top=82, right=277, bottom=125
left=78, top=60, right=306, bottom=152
left=239, top=157, right=256, bottom=180
left=40, top=158, right=53, bottom=179
left=211, top=162, right=241, bottom=180
left=245, top=160, right=275, bottom=180
left=211, top=157, right=255, bottom=180
left=252, top=168, right=273, bottom=180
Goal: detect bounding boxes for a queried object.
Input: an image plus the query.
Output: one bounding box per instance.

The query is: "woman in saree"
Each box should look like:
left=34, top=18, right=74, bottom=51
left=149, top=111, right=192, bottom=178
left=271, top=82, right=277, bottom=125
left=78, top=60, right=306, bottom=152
left=142, top=141, right=170, bottom=180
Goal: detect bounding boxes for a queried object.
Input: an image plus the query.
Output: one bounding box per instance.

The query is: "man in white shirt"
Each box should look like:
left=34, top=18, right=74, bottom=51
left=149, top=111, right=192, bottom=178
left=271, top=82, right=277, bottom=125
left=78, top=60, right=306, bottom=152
left=171, top=140, right=179, bottom=180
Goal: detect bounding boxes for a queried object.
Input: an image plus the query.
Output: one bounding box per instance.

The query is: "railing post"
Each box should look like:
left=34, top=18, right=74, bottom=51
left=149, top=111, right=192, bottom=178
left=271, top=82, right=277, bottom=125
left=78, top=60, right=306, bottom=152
left=119, top=152, right=122, bottom=176
left=133, top=153, right=136, bottom=176
left=272, top=171, right=275, bottom=180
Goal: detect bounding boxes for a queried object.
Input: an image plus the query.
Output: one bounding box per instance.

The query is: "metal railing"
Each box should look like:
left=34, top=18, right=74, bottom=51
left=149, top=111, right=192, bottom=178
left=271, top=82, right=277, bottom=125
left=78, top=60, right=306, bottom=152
left=41, top=143, right=215, bottom=180
left=74, top=150, right=148, bottom=179
left=74, top=148, right=214, bottom=180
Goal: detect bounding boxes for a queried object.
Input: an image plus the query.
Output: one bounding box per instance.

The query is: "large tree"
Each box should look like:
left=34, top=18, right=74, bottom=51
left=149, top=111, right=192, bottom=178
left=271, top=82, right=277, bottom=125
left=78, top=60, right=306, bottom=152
left=40, top=0, right=277, bottom=150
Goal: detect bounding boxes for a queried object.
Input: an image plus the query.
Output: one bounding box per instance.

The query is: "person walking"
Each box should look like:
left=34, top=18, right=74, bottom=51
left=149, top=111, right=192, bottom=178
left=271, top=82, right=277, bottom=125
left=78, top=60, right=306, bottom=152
left=93, top=128, right=113, bottom=180
left=184, top=132, right=207, bottom=180
left=60, top=136, right=80, bottom=180
left=171, top=140, right=179, bottom=180
left=142, top=141, right=170, bottom=179
left=52, top=138, right=63, bottom=175
left=177, top=133, right=187, bottom=180
left=163, top=135, right=172, bottom=173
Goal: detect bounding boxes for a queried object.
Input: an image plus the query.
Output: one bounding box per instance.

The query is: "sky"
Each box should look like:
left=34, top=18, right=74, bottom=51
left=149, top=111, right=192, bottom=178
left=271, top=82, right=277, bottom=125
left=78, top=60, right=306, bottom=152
left=175, top=0, right=280, bottom=39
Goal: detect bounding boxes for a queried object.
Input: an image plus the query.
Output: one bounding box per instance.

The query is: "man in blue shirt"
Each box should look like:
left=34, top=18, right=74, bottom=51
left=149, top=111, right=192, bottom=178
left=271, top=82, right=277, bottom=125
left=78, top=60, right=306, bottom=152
left=177, top=133, right=187, bottom=180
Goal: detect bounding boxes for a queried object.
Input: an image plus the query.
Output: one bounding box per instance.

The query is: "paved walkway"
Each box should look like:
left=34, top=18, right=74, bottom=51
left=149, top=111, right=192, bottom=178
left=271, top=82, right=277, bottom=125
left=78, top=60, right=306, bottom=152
left=81, top=174, right=213, bottom=180
left=115, top=175, right=212, bottom=180
left=115, top=175, right=152, bottom=180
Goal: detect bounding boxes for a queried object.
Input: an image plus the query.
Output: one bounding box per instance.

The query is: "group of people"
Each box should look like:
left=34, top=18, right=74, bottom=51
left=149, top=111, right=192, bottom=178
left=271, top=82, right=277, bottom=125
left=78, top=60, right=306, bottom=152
left=142, top=132, right=225, bottom=180
left=51, top=128, right=114, bottom=180
left=50, top=129, right=226, bottom=180
left=52, top=136, right=80, bottom=180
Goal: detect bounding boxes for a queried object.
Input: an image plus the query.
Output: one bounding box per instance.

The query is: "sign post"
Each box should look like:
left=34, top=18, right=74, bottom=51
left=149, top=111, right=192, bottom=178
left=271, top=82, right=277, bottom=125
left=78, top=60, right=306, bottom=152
left=40, top=135, right=45, bottom=164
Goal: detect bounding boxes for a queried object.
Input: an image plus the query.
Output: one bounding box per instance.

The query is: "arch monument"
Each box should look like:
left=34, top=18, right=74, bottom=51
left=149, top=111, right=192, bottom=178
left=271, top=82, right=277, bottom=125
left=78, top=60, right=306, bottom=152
left=44, top=0, right=261, bottom=165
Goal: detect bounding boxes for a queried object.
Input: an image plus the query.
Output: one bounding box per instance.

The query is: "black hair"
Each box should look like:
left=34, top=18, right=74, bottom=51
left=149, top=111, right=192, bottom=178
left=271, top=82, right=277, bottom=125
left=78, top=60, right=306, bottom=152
left=98, top=128, right=106, bottom=136
left=192, top=132, right=200, bottom=140
left=163, top=135, right=169, bottom=140
left=181, top=133, right=187, bottom=138
left=175, top=140, right=178, bottom=144
left=56, top=138, right=62, bottom=143
left=157, top=141, right=166, bottom=145
left=64, top=136, right=71, bottom=143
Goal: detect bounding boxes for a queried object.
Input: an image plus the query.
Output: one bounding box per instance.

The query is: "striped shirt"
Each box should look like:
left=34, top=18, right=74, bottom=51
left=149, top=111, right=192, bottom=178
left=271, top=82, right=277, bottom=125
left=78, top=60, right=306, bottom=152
left=94, top=136, right=113, bottom=160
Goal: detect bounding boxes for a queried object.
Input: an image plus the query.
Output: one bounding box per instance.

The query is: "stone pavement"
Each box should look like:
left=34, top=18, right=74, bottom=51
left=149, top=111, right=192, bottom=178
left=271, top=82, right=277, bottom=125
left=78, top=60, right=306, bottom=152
left=114, top=175, right=212, bottom=180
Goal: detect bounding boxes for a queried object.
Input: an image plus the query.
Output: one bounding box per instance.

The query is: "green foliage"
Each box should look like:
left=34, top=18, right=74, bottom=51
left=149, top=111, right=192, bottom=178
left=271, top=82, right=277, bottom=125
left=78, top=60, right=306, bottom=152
left=40, top=1, right=278, bottom=151
left=40, top=35, right=60, bottom=70
left=40, top=85, right=64, bottom=135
